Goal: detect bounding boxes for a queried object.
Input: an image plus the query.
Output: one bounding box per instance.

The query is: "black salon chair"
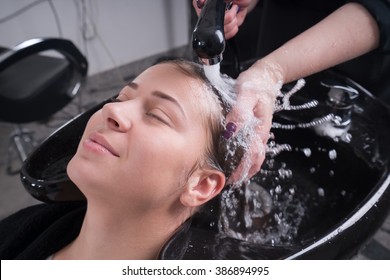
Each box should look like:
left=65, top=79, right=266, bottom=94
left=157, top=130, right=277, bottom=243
left=0, top=38, right=88, bottom=174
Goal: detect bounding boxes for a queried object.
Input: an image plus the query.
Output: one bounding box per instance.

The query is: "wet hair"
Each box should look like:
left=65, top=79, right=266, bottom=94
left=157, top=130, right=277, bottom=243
left=157, top=59, right=244, bottom=182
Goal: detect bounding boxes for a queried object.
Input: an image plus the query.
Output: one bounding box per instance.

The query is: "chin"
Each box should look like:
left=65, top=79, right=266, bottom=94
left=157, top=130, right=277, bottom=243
left=66, top=156, right=81, bottom=185
left=67, top=155, right=114, bottom=197
left=66, top=155, right=93, bottom=191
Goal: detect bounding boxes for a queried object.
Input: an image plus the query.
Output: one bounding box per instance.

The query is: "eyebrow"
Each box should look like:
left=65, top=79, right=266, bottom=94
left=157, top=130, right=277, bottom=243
left=128, top=81, right=187, bottom=120
left=127, top=82, right=138, bottom=89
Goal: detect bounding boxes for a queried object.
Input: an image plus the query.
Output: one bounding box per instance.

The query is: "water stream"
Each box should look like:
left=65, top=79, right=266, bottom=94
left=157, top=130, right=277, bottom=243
left=203, top=63, right=349, bottom=246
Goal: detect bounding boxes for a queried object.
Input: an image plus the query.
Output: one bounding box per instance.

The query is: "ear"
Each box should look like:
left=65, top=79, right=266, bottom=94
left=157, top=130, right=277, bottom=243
left=180, top=169, right=225, bottom=208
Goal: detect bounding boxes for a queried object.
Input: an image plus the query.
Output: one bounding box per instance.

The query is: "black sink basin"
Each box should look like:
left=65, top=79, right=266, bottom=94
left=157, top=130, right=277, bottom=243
left=160, top=70, right=390, bottom=259
left=21, top=70, right=390, bottom=259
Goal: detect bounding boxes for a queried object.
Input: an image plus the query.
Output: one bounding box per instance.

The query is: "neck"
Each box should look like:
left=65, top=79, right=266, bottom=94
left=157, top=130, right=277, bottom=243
left=54, top=200, right=189, bottom=260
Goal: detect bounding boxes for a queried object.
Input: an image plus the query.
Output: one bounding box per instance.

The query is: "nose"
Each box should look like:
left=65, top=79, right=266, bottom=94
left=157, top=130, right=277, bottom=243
left=101, top=101, right=132, bottom=132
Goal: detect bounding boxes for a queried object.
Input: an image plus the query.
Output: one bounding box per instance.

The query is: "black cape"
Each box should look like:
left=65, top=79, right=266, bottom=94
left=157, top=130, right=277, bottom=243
left=0, top=202, right=86, bottom=260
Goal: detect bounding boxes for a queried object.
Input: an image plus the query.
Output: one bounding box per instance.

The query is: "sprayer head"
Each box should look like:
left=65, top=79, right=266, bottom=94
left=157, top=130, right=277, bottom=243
left=192, top=0, right=227, bottom=65
left=199, top=54, right=223, bottom=65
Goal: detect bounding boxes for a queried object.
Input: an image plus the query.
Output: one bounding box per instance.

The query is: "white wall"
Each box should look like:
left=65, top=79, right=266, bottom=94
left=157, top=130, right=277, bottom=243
left=0, top=0, right=190, bottom=75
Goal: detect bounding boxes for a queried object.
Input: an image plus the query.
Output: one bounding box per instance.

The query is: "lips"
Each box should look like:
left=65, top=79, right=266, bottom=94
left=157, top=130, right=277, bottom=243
left=87, top=132, right=120, bottom=157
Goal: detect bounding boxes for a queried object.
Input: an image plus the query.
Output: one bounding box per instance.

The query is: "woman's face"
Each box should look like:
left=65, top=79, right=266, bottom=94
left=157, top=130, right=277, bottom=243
left=67, top=63, right=220, bottom=212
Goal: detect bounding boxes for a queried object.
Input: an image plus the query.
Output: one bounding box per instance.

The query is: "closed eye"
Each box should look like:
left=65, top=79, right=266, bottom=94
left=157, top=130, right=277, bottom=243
left=146, top=109, right=171, bottom=126
left=109, top=96, right=121, bottom=103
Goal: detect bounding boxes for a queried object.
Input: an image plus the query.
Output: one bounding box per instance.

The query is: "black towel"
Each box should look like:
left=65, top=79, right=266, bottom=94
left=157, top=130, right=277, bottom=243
left=0, top=201, right=86, bottom=260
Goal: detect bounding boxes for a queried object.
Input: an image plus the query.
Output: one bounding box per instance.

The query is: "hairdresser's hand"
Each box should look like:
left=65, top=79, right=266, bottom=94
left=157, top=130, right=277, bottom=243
left=193, top=0, right=258, bottom=39
left=226, top=60, right=283, bottom=184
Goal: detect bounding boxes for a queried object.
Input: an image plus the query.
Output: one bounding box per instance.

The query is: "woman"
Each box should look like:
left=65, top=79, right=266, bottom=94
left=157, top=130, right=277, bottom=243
left=0, top=59, right=245, bottom=260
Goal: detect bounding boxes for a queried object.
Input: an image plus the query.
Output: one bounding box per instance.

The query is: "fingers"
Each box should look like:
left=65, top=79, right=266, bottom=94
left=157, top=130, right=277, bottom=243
left=236, top=7, right=248, bottom=27
left=224, top=22, right=239, bottom=40
left=225, top=86, right=275, bottom=185
left=226, top=82, right=259, bottom=126
left=224, top=5, right=240, bottom=39
left=192, top=0, right=204, bottom=16
left=227, top=160, right=244, bottom=185
left=226, top=136, right=266, bottom=185
left=225, top=106, right=269, bottom=185
left=246, top=137, right=266, bottom=179
left=192, top=2, right=248, bottom=40
left=195, top=0, right=205, bottom=9
left=247, top=153, right=265, bottom=179
left=254, top=100, right=273, bottom=144
left=223, top=122, right=237, bottom=140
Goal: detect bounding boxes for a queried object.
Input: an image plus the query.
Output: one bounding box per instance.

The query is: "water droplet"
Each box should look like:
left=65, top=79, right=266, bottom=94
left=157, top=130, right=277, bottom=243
left=328, top=149, right=337, bottom=160
left=317, top=187, right=325, bottom=197
left=302, top=148, right=312, bottom=157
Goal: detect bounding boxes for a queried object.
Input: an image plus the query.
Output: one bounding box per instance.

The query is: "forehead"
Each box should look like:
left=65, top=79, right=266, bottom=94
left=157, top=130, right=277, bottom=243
left=135, top=63, right=200, bottom=91
left=134, top=63, right=219, bottom=112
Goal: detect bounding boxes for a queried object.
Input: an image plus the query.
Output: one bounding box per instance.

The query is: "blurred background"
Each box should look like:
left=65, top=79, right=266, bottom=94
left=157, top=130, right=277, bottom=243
left=0, top=0, right=190, bottom=75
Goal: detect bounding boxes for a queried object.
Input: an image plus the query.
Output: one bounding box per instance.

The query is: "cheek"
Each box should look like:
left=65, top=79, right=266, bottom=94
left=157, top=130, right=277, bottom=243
left=66, top=112, right=107, bottom=185
left=122, top=134, right=197, bottom=186
left=81, top=111, right=102, bottom=137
